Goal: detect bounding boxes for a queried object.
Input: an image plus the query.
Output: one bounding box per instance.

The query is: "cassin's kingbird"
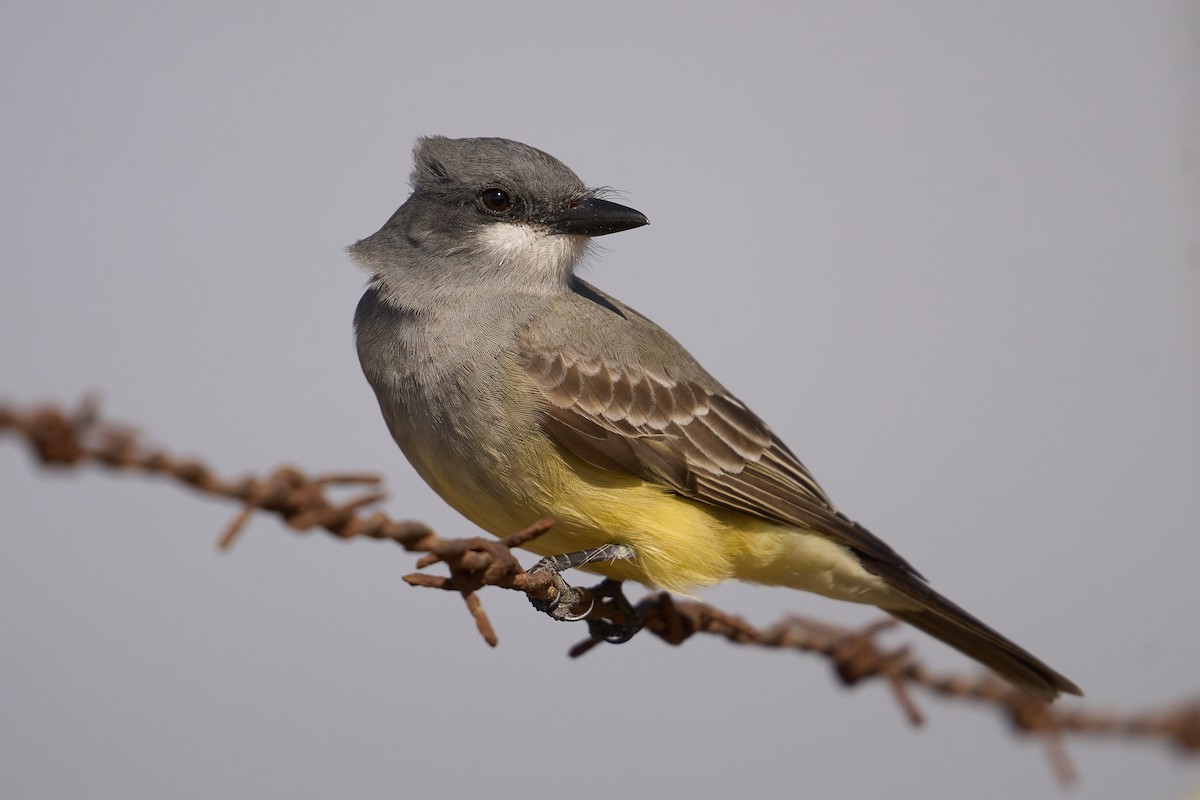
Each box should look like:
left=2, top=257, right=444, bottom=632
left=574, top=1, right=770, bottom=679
left=352, top=136, right=1081, bottom=701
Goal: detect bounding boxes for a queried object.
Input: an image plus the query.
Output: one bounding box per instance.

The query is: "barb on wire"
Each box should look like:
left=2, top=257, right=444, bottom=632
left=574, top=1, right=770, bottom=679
left=2, top=398, right=1198, bottom=783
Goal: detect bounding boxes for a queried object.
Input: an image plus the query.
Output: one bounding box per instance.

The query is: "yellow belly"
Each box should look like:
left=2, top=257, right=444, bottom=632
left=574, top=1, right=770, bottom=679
left=416, top=442, right=895, bottom=604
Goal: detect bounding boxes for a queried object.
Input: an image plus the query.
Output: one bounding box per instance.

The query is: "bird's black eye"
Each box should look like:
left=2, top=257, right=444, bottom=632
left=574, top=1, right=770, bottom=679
left=479, top=188, right=513, bottom=213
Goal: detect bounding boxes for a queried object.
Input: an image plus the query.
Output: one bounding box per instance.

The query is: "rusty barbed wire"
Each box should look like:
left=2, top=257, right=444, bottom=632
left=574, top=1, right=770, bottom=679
left=2, top=398, right=1198, bottom=782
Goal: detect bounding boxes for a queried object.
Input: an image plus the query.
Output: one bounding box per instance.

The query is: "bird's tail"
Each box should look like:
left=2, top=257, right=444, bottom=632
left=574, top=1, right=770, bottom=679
left=883, top=575, right=1082, bottom=702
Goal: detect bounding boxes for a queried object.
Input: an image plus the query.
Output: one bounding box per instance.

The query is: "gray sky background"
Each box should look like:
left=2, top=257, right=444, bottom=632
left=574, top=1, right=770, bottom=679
left=2, top=2, right=1198, bottom=798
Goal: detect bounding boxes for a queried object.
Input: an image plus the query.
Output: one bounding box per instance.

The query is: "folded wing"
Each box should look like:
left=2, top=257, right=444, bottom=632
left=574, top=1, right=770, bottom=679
left=520, top=339, right=920, bottom=578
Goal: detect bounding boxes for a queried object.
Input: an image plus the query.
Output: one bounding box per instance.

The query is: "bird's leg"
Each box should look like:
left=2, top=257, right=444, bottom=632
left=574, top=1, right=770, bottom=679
left=527, top=544, right=638, bottom=637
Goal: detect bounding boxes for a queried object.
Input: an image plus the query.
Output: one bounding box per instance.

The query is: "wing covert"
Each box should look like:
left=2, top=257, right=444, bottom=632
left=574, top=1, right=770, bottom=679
left=520, top=340, right=917, bottom=573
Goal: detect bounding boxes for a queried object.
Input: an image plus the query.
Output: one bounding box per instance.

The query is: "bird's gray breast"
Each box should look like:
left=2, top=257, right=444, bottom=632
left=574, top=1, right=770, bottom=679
left=353, top=287, right=540, bottom=481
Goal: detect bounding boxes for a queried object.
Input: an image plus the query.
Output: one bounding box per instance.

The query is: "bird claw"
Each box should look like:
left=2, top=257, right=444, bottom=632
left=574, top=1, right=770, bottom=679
left=584, top=578, right=644, bottom=643
left=526, top=568, right=643, bottom=641
left=586, top=617, right=642, bottom=644
left=527, top=566, right=594, bottom=621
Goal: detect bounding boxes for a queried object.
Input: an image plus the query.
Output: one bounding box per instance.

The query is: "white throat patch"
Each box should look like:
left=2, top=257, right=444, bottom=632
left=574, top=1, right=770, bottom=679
left=473, top=222, right=588, bottom=288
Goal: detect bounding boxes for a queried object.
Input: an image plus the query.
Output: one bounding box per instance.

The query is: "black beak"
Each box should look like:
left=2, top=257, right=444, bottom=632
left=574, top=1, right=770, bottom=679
left=550, top=196, right=649, bottom=237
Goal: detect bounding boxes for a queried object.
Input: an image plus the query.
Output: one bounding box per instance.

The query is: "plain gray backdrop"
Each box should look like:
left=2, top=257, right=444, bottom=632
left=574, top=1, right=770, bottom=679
left=2, top=2, right=1198, bottom=798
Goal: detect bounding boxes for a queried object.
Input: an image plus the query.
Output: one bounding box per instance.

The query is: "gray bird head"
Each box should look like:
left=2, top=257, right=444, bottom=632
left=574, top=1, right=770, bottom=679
left=350, top=136, right=648, bottom=312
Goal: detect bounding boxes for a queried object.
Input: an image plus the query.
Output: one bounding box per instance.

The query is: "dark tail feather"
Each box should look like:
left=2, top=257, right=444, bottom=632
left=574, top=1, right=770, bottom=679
left=885, top=579, right=1082, bottom=702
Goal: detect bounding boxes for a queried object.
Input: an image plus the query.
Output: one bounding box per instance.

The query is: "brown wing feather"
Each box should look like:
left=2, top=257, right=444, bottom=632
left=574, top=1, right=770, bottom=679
left=521, top=333, right=1084, bottom=700
left=523, top=346, right=919, bottom=576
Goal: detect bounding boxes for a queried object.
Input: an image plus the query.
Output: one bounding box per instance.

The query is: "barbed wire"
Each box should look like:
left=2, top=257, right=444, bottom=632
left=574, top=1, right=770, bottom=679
left=2, top=397, right=1198, bottom=783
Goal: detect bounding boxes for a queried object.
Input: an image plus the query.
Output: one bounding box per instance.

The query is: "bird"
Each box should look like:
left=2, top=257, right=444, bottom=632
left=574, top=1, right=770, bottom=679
left=350, top=135, right=1082, bottom=702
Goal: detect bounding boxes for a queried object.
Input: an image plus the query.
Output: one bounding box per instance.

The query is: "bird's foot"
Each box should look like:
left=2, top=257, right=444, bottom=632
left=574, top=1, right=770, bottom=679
left=583, top=578, right=644, bottom=644
left=525, top=545, right=642, bottom=641
left=527, top=564, right=595, bottom=621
